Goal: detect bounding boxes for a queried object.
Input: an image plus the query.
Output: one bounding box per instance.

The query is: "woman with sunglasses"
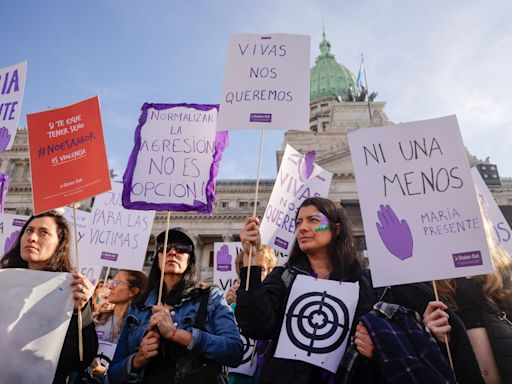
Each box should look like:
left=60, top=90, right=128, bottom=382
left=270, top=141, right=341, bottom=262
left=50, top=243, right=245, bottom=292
left=0, top=210, right=99, bottom=384
left=108, top=227, right=243, bottom=384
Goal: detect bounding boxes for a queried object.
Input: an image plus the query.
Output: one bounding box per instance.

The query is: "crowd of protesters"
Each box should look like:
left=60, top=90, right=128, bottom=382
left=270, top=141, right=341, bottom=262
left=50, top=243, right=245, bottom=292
left=2, top=197, right=511, bottom=383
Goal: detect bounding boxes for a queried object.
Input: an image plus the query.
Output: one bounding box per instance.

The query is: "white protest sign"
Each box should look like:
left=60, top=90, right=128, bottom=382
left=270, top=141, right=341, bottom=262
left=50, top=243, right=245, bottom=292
left=213, top=242, right=241, bottom=293
left=63, top=207, right=103, bottom=285
left=218, top=34, right=310, bottom=131
left=348, top=115, right=493, bottom=287
left=274, top=275, right=359, bottom=373
left=0, top=213, right=29, bottom=255
left=88, top=182, right=155, bottom=270
left=0, top=61, right=27, bottom=152
left=472, top=168, right=512, bottom=256
left=230, top=332, right=258, bottom=376
left=97, top=340, right=117, bottom=368
left=212, top=242, right=258, bottom=377
left=0, top=269, right=74, bottom=384
left=260, top=145, right=332, bottom=253
left=122, top=103, right=228, bottom=214
left=213, top=242, right=289, bottom=295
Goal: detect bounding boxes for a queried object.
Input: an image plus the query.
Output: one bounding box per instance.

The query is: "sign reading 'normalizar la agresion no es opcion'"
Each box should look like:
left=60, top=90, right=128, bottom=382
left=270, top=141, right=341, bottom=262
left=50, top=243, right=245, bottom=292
left=122, top=103, right=228, bottom=213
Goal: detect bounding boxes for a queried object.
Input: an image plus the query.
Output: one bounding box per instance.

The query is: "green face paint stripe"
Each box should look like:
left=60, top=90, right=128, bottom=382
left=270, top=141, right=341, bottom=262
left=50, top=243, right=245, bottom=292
left=315, top=224, right=330, bottom=231
left=315, top=213, right=330, bottom=232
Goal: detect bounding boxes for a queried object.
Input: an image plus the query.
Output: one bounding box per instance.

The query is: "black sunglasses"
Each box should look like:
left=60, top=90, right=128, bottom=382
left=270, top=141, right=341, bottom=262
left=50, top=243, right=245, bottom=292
left=157, top=243, right=193, bottom=254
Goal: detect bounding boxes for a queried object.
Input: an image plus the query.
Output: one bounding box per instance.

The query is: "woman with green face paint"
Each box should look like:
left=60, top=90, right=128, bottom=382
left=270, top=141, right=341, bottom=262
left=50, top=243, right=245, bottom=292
left=235, top=197, right=378, bottom=383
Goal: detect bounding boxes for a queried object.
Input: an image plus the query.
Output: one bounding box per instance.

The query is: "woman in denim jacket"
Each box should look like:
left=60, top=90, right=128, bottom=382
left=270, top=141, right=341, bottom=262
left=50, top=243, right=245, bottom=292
left=108, top=228, right=243, bottom=383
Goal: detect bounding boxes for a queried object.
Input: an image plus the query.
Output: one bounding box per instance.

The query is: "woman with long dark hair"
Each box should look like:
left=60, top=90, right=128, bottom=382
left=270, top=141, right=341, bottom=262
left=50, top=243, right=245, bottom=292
left=108, top=227, right=243, bottom=383
left=0, top=210, right=99, bottom=384
left=235, top=197, right=376, bottom=383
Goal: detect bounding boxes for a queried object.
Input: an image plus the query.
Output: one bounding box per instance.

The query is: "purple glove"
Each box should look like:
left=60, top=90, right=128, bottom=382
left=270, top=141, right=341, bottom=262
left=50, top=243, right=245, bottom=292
left=298, top=151, right=315, bottom=182
left=216, top=244, right=232, bottom=271
left=0, top=127, right=11, bottom=153
left=376, top=204, right=413, bottom=260
left=4, top=230, right=19, bottom=254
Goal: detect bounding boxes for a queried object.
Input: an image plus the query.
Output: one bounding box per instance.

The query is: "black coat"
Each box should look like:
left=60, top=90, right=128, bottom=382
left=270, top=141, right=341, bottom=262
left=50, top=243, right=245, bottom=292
left=52, top=303, right=99, bottom=384
left=235, top=255, right=376, bottom=384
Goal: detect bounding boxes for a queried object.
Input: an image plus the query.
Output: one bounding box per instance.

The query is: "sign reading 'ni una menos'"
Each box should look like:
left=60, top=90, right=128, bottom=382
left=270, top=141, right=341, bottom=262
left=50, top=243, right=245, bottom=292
left=348, top=115, right=492, bottom=287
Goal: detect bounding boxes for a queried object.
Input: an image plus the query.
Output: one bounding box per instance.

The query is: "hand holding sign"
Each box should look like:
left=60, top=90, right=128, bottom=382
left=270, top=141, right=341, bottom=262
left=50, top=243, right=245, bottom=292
left=0, top=127, right=11, bottom=153
left=376, top=204, right=413, bottom=260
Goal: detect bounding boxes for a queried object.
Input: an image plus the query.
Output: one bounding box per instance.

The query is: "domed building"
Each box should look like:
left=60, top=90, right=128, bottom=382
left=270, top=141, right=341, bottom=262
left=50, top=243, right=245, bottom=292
left=2, top=32, right=511, bottom=280
left=310, top=30, right=358, bottom=104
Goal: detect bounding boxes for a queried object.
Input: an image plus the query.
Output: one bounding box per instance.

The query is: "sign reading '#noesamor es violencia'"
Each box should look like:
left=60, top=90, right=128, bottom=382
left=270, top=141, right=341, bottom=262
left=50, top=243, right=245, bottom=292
left=348, top=115, right=492, bottom=287
left=122, top=103, right=228, bottom=213
left=27, top=96, right=111, bottom=214
left=218, top=33, right=310, bottom=131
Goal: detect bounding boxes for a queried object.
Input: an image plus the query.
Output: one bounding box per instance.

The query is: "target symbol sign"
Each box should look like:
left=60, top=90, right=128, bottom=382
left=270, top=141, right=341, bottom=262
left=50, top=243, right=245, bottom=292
left=285, top=291, right=350, bottom=356
left=240, top=332, right=256, bottom=365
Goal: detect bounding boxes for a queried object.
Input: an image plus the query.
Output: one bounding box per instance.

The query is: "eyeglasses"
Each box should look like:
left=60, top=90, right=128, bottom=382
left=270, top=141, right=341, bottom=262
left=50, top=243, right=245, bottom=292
left=109, top=280, right=131, bottom=289
left=157, top=243, right=193, bottom=254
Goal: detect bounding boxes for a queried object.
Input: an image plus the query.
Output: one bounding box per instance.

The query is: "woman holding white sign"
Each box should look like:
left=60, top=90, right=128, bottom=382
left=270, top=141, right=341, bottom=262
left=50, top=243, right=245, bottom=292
left=0, top=210, right=99, bottom=384
left=108, top=227, right=243, bottom=383
left=236, top=197, right=377, bottom=383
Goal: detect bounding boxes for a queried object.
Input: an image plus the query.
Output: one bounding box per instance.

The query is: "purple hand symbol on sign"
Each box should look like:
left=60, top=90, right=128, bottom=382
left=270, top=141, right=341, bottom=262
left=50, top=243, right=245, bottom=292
left=298, top=151, right=315, bottom=182
left=4, top=230, right=19, bottom=254
left=0, top=127, right=11, bottom=153
left=216, top=244, right=232, bottom=272
left=376, top=204, right=413, bottom=260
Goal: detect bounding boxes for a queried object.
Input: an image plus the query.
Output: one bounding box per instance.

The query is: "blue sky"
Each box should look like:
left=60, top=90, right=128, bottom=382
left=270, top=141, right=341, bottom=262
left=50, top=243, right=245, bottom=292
left=4, top=0, right=512, bottom=179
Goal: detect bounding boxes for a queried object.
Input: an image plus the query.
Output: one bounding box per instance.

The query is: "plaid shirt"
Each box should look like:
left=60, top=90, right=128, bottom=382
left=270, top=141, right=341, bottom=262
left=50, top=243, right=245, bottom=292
left=339, top=302, right=456, bottom=384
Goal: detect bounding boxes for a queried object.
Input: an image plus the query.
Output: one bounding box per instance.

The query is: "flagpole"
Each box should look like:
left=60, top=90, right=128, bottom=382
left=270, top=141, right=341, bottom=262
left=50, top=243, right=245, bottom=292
left=361, top=54, right=373, bottom=125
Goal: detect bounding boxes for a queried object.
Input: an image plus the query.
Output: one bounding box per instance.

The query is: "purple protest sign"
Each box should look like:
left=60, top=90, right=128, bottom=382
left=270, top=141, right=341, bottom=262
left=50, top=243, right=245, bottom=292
left=122, top=103, right=228, bottom=213
left=0, top=61, right=27, bottom=153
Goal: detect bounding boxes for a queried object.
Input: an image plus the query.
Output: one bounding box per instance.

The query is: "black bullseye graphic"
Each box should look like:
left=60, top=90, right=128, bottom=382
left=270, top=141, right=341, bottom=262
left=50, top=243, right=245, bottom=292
left=239, top=331, right=256, bottom=365
left=285, top=291, right=350, bottom=356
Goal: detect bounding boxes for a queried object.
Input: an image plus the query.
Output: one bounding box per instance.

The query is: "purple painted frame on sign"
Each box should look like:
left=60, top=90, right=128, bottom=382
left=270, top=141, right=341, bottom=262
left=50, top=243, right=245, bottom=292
left=122, top=103, right=229, bottom=213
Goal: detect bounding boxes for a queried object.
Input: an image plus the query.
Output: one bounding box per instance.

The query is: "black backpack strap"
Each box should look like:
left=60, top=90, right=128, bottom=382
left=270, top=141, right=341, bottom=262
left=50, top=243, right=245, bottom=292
left=193, top=287, right=211, bottom=331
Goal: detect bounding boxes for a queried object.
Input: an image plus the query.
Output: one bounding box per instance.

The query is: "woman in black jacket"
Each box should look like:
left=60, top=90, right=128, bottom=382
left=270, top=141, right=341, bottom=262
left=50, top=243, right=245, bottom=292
left=235, top=197, right=376, bottom=383
left=1, top=210, right=98, bottom=384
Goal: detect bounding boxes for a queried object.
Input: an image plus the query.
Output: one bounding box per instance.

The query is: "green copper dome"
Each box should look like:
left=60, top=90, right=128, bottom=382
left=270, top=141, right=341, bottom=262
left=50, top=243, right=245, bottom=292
left=310, top=31, right=357, bottom=102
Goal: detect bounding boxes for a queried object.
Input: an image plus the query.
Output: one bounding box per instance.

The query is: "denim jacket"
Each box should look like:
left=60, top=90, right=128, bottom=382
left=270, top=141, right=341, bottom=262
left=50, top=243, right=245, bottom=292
left=107, top=286, right=243, bottom=383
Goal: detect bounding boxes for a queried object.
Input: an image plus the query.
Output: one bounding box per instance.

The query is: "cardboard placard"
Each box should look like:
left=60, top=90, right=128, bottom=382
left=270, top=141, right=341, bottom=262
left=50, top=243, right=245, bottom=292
left=27, top=96, right=111, bottom=214
left=218, top=33, right=310, bottom=131
left=0, top=61, right=27, bottom=152
left=348, top=115, right=493, bottom=287
left=122, top=103, right=228, bottom=213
